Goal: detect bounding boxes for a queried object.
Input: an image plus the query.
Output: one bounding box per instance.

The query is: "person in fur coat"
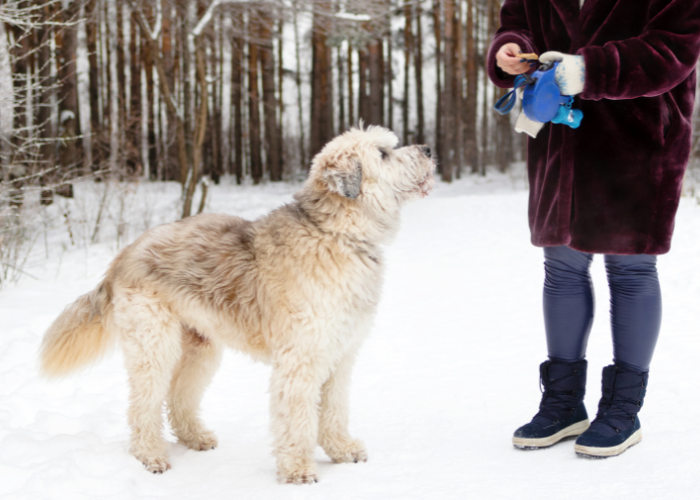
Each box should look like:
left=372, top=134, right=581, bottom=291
left=487, top=0, right=700, bottom=458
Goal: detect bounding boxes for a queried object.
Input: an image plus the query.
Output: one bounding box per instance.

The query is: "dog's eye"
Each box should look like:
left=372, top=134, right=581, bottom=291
left=380, top=149, right=388, bottom=160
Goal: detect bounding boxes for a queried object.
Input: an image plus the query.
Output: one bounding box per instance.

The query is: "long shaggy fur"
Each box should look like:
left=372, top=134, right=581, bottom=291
left=38, top=126, right=435, bottom=483
left=40, top=281, right=114, bottom=377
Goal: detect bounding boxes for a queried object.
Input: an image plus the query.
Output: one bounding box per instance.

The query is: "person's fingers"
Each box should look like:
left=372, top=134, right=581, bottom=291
left=501, top=43, right=522, bottom=58
left=496, top=43, right=537, bottom=74
left=513, top=62, right=532, bottom=74
left=498, top=45, right=523, bottom=64
left=498, top=60, right=532, bottom=75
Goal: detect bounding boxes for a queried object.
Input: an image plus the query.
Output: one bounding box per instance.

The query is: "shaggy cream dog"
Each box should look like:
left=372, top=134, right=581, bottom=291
left=39, top=126, right=435, bottom=484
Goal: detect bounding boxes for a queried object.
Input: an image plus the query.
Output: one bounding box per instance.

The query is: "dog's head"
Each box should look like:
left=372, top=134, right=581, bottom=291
left=297, top=126, right=435, bottom=242
left=308, top=125, right=434, bottom=203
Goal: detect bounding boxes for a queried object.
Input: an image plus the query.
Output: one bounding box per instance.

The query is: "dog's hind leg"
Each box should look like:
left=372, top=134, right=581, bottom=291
left=318, top=349, right=368, bottom=464
left=167, top=327, right=222, bottom=451
left=115, top=291, right=183, bottom=474
left=269, top=353, right=330, bottom=484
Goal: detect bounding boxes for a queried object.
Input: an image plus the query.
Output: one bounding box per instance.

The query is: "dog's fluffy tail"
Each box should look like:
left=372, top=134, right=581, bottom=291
left=39, top=280, right=114, bottom=378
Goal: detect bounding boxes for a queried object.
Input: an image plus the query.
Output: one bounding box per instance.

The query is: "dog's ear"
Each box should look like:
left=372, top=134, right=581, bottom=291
left=323, top=158, right=362, bottom=199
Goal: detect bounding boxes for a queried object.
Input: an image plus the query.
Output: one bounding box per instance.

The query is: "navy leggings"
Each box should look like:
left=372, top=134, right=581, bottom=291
left=543, top=245, right=662, bottom=372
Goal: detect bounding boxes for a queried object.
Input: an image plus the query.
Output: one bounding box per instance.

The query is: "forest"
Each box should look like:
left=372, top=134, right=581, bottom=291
left=0, top=0, right=521, bottom=209
left=1, top=0, right=700, bottom=283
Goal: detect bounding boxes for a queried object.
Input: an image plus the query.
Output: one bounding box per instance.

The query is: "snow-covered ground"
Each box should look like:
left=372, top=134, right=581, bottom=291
left=2, top=170, right=700, bottom=499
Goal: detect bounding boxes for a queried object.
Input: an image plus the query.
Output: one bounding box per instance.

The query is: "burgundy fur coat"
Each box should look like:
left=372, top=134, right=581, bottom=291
left=487, top=0, right=700, bottom=254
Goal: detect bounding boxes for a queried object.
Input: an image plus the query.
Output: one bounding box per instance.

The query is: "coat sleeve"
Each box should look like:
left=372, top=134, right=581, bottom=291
left=487, top=0, right=538, bottom=89
left=577, top=0, right=700, bottom=100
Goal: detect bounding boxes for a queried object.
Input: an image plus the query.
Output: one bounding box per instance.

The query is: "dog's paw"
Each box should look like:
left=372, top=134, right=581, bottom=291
left=324, top=439, right=368, bottom=464
left=277, top=465, right=319, bottom=485
left=139, top=454, right=172, bottom=474
left=179, top=429, right=218, bottom=451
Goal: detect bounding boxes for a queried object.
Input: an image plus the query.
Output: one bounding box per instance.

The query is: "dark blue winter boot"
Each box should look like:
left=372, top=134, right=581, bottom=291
left=513, top=359, right=590, bottom=449
left=575, top=364, right=648, bottom=458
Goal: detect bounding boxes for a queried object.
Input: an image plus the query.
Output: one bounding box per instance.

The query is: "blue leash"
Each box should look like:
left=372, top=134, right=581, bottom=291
left=493, top=64, right=584, bottom=129
left=494, top=74, right=532, bottom=115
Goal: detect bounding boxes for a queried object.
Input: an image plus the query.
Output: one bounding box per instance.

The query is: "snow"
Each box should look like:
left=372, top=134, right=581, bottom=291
left=191, top=0, right=250, bottom=38
left=191, top=0, right=219, bottom=38
left=2, top=169, right=700, bottom=499
left=59, top=110, right=75, bottom=125
left=334, top=13, right=373, bottom=22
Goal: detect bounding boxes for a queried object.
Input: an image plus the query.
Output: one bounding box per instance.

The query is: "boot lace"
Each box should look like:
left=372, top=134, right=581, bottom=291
left=534, top=371, right=579, bottom=424
left=595, top=380, right=643, bottom=434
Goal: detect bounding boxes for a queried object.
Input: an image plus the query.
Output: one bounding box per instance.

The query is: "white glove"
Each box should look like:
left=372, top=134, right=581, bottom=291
left=514, top=88, right=545, bottom=138
left=539, top=51, right=586, bottom=96
left=515, top=112, right=545, bottom=138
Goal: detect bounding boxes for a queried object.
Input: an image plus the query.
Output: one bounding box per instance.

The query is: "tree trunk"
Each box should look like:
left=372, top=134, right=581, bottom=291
left=292, top=3, right=306, bottom=167
left=480, top=0, right=490, bottom=174
left=347, top=43, right=354, bottom=127
left=338, top=45, right=345, bottom=132
left=37, top=2, right=55, bottom=204
left=128, top=6, right=143, bottom=176
left=183, top=35, right=208, bottom=218
left=277, top=19, right=285, bottom=175
left=161, top=0, right=178, bottom=181
left=179, top=0, right=193, bottom=183
left=131, top=3, right=189, bottom=198
left=214, top=13, right=225, bottom=183
left=310, top=2, right=333, bottom=159
left=358, top=48, right=370, bottom=124
left=367, top=38, right=384, bottom=126
left=465, top=0, right=478, bottom=173
left=207, top=18, right=222, bottom=183
left=387, top=36, right=393, bottom=132
left=4, top=11, right=28, bottom=208
left=248, top=13, right=263, bottom=183
left=57, top=0, right=82, bottom=178
left=232, top=30, right=243, bottom=183
left=403, top=0, right=412, bottom=145
left=85, top=0, right=103, bottom=172
left=141, top=8, right=157, bottom=180
left=414, top=1, right=425, bottom=145
left=195, top=0, right=209, bottom=181
left=260, top=11, right=281, bottom=181
left=7, top=25, right=28, bottom=158
left=442, top=0, right=455, bottom=182
left=101, top=0, right=111, bottom=154
left=432, top=0, right=443, bottom=170
left=4, top=17, right=28, bottom=206
left=116, top=1, right=127, bottom=174
left=454, top=0, right=464, bottom=179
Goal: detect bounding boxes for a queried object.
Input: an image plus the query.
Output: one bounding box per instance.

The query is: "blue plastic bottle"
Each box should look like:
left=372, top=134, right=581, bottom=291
left=522, top=62, right=573, bottom=123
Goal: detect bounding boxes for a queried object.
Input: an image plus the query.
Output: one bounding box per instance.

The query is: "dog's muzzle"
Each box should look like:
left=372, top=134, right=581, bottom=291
left=418, top=156, right=436, bottom=198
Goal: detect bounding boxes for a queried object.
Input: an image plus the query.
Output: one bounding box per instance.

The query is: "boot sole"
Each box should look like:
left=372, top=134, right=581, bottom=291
left=513, top=419, right=590, bottom=449
left=574, top=429, right=642, bottom=458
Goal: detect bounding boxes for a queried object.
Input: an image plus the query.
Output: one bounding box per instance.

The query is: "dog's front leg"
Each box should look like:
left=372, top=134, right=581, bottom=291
left=318, top=349, right=368, bottom=464
left=269, top=356, right=327, bottom=484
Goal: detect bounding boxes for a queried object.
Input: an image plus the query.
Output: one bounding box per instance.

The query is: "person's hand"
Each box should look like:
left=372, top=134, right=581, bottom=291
left=496, top=43, right=533, bottom=75
left=540, top=51, right=586, bottom=95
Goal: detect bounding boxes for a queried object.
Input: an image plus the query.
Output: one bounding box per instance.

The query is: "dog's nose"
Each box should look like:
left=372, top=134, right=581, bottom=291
left=421, top=146, right=432, bottom=158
